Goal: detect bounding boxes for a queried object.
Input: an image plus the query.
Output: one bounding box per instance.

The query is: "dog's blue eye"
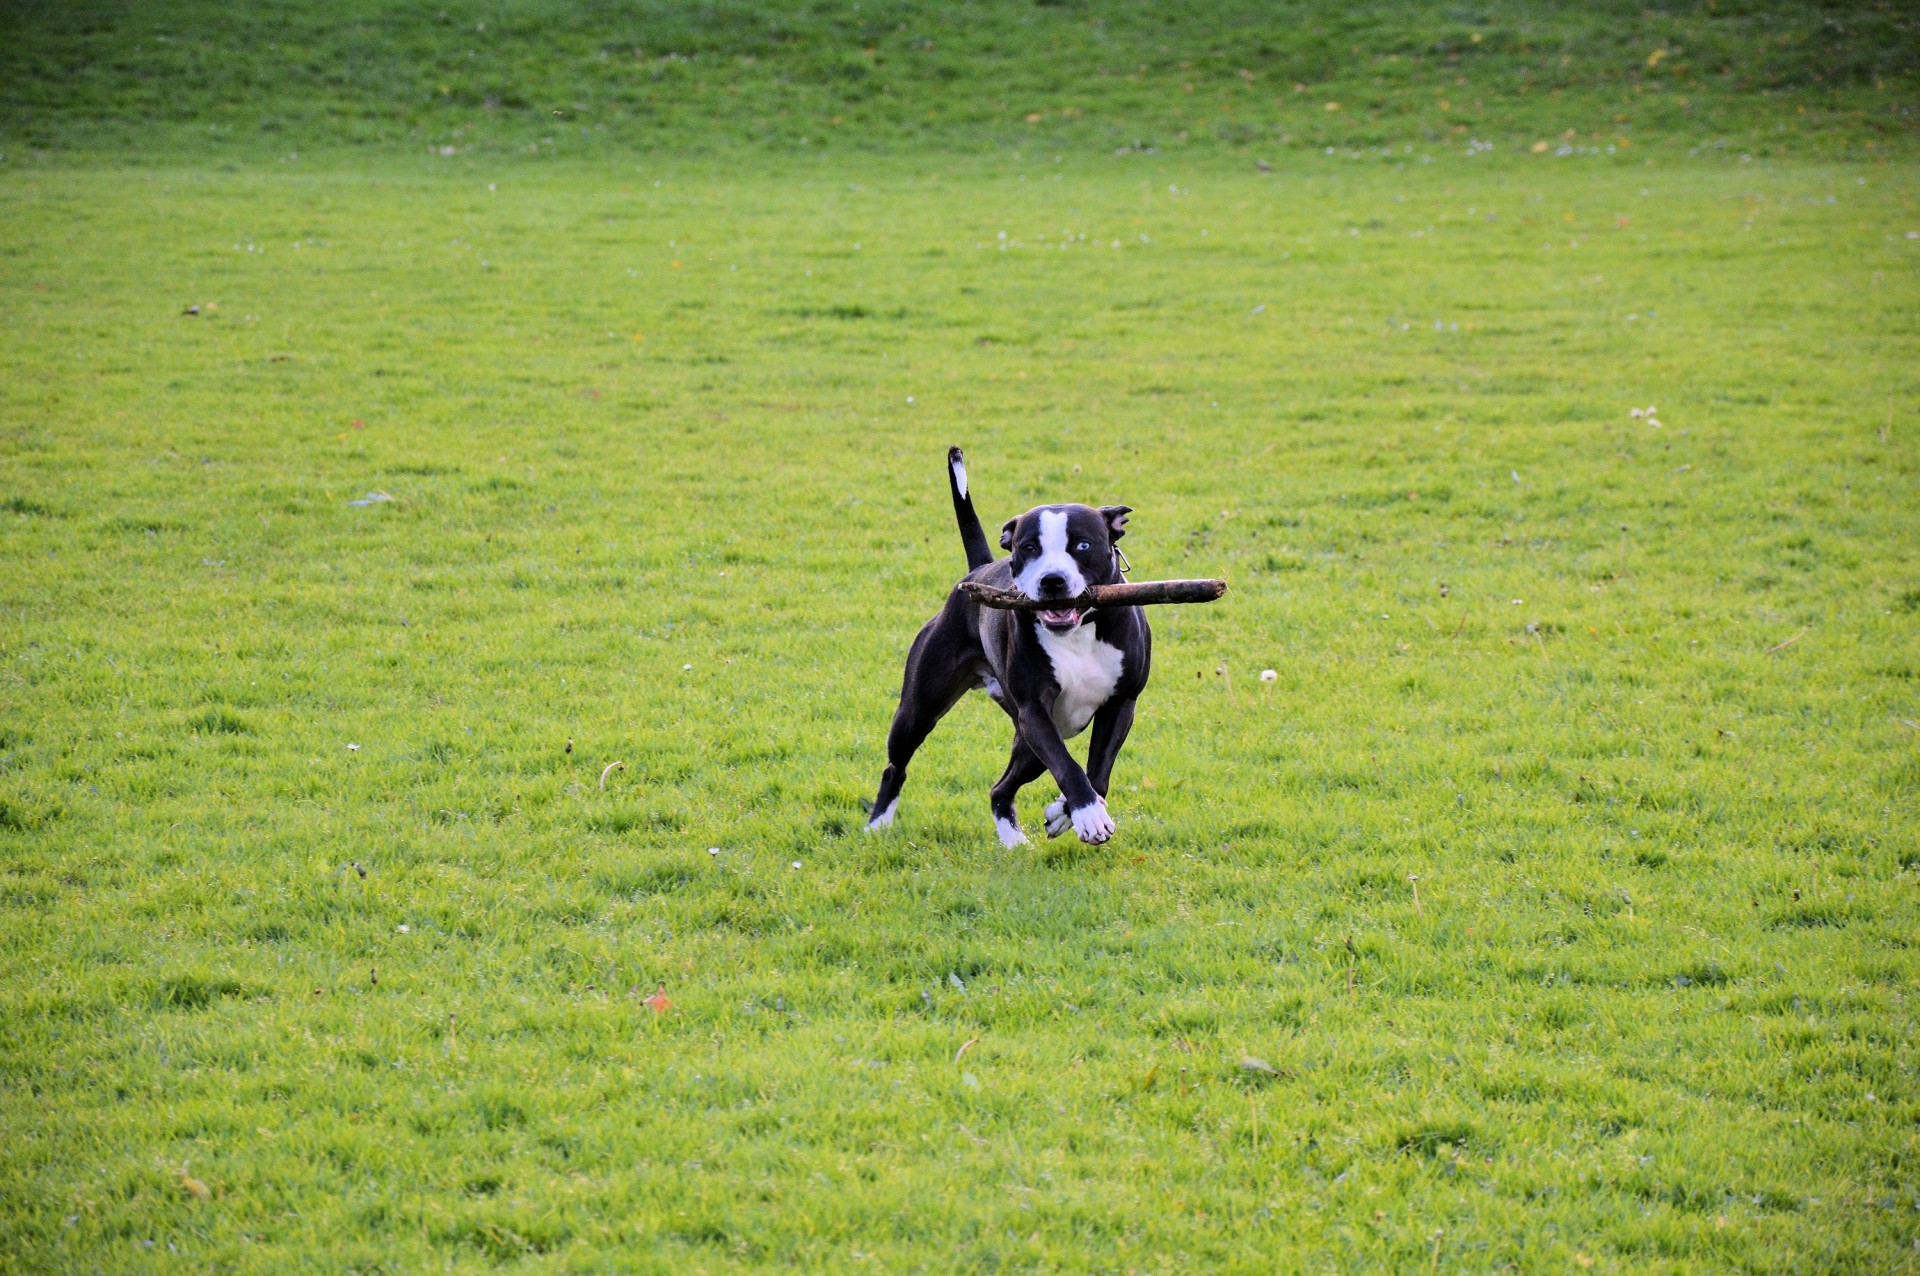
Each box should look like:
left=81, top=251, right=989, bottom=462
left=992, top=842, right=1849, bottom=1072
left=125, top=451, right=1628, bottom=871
left=1075, top=541, right=1091, bottom=552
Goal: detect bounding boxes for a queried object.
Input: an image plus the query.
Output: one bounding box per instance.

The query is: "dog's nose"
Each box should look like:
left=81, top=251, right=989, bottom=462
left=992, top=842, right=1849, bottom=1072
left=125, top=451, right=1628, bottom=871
left=1039, top=572, right=1069, bottom=597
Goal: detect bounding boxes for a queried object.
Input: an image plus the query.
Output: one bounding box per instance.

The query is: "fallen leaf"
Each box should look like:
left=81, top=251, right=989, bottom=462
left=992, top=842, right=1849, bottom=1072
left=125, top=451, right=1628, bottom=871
left=177, top=1167, right=211, bottom=1201
left=1239, top=1055, right=1279, bottom=1075
left=644, top=988, right=671, bottom=1013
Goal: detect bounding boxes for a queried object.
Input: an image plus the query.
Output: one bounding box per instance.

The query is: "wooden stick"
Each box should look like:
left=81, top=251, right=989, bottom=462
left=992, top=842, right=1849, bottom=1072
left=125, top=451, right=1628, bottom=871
left=959, top=579, right=1227, bottom=611
left=1763, top=627, right=1808, bottom=655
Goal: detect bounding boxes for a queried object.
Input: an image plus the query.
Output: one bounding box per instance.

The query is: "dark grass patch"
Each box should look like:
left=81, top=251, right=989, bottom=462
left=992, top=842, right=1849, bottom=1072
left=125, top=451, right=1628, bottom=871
left=471, top=1090, right=530, bottom=1131
left=150, top=972, right=254, bottom=1010
left=1669, top=961, right=1731, bottom=989
left=0, top=876, right=59, bottom=909
left=104, top=515, right=187, bottom=534
left=4, top=0, right=1912, bottom=161
left=789, top=304, right=908, bottom=321
left=0, top=793, right=61, bottom=832
left=1768, top=902, right=1857, bottom=930
left=582, top=808, right=643, bottom=835
left=442, top=1215, right=569, bottom=1261
left=1396, top=1119, right=1483, bottom=1157
left=186, top=707, right=255, bottom=736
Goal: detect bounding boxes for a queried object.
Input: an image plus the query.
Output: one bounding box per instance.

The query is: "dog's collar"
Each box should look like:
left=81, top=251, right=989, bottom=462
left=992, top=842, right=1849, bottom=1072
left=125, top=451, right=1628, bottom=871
left=1113, top=544, right=1132, bottom=577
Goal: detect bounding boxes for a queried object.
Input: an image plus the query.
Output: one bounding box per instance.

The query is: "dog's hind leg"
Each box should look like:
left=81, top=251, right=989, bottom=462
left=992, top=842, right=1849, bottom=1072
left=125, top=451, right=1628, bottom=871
left=866, top=614, right=977, bottom=832
left=866, top=703, right=932, bottom=831
left=988, top=736, right=1047, bottom=847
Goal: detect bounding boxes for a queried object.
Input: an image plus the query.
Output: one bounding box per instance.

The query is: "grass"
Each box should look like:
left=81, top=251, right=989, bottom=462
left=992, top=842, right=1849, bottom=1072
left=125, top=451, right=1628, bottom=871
left=2, top=0, right=1916, bottom=161
left=2, top=3, right=1919, bottom=1272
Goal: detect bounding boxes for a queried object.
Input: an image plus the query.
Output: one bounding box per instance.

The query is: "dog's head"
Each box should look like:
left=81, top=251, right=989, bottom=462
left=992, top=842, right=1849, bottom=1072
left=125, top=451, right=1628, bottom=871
left=999, top=503, right=1131, bottom=632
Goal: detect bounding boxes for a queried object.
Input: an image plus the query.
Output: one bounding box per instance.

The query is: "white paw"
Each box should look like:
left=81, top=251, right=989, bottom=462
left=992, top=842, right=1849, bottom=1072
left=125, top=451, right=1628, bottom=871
left=995, top=816, right=1030, bottom=848
left=1070, top=798, right=1115, bottom=845
left=865, top=799, right=897, bottom=832
left=1043, top=797, right=1071, bottom=839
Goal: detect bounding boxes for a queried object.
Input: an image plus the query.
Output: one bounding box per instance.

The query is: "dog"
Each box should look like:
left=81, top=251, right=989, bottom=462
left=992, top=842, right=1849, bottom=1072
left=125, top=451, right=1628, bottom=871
left=865, top=447, right=1150, bottom=846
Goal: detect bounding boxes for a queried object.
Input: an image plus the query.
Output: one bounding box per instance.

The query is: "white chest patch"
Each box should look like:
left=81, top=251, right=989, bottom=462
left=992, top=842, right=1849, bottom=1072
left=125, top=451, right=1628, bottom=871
left=1035, top=623, right=1125, bottom=738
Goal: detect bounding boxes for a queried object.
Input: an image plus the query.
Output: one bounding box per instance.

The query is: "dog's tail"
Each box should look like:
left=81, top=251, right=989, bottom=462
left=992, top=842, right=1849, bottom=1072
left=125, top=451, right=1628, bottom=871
left=947, top=446, right=994, bottom=571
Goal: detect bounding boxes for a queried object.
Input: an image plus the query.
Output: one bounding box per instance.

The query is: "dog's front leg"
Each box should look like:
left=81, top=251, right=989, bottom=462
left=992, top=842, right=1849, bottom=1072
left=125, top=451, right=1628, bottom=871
left=1083, top=697, right=1136, bottom=798
left=1013, top=703, right=1115, bottom=844
left=1044, top=697, right=1135, bottom=840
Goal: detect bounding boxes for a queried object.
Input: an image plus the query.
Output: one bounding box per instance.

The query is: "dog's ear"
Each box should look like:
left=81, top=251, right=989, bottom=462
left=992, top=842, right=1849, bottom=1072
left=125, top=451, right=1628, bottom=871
left=1000, top=517, right=1018, bottom=551
left=1100, top=505, right=1133, bottom=542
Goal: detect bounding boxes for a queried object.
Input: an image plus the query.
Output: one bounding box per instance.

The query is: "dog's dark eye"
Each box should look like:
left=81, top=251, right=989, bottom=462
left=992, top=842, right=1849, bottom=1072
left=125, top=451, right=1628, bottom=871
left=1075, top=541, right=1091, bottom=552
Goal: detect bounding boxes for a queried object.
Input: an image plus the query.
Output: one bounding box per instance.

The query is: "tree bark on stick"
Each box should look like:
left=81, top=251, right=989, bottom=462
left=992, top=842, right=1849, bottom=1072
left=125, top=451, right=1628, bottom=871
left=958, top=579, right=1226, bottom=611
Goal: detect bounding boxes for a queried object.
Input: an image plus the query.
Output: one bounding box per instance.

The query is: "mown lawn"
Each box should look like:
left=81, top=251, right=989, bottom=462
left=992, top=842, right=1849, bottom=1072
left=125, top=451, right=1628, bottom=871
left=4, top=0, right=1914, bottom=160
left=2, top=83, right=1918, bottom=1276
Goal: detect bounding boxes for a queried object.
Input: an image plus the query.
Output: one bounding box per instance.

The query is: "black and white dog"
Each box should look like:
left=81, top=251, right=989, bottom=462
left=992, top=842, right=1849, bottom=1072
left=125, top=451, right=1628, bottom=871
left=865, top=448, right=1150, bottom=846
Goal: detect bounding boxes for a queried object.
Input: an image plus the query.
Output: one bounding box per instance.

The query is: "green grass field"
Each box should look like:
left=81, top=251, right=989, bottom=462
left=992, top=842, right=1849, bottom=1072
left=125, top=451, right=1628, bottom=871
left=3, top=3, right=1919, bottom=1272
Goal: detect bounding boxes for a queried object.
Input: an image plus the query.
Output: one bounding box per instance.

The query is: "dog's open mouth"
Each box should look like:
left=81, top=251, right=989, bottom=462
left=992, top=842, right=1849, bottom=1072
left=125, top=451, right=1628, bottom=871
left=1037, top=607, right=1082, bottom=630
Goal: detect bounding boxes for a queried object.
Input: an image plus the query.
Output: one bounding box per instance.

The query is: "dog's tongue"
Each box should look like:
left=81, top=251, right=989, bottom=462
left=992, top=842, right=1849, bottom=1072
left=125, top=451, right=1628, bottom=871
left=1039, top=607, right=1080, bottom=627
